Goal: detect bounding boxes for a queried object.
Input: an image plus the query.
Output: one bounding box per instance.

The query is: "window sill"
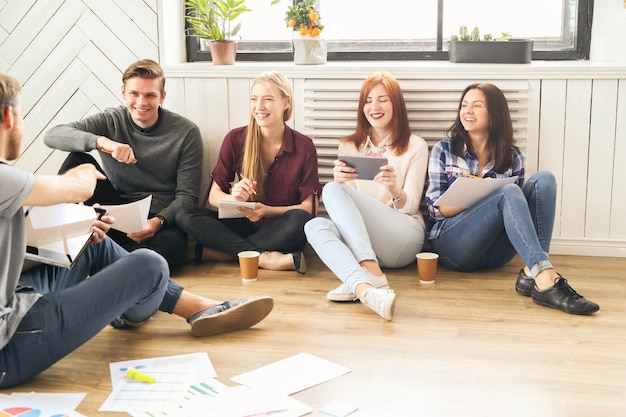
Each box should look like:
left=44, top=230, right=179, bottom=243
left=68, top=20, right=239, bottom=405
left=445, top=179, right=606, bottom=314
left=163, top=60, right=626, bottom=80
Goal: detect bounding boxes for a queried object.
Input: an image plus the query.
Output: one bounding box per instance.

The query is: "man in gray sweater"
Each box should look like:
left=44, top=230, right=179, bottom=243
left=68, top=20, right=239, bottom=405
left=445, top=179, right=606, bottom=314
left=44, top=59, right=201, bottom=274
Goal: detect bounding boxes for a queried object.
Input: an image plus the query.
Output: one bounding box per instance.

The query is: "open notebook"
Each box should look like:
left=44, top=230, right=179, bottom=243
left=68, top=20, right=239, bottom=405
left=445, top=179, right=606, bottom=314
left=25, top=204, right=105, bottom=269
left=218, top=199, right=256, bottom=219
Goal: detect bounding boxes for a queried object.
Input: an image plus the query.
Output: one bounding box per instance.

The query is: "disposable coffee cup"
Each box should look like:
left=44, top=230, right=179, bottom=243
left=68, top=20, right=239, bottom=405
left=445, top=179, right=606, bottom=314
left=417, top=252, right=439, bottom=284
left=238, top=250, right=260, bottom=283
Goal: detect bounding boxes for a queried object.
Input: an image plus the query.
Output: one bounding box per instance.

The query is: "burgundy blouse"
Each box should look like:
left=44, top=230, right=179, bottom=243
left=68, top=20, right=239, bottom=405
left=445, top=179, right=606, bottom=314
left=211, top=125, right=321, bottom=226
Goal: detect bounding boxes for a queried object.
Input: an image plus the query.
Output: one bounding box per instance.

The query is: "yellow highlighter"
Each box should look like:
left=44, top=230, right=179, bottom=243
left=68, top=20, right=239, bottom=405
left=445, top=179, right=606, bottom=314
left=125, top=368, right=157, bottom=383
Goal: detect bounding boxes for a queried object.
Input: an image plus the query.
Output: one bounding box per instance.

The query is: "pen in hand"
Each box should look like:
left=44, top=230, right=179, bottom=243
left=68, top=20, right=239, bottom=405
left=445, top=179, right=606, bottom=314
left=239, top=173, right=257, bottom=195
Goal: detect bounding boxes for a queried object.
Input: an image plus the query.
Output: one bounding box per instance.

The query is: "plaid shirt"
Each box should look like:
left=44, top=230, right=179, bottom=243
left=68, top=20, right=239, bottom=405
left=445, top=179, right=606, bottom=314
left=425, top=139, right=525, bottom=239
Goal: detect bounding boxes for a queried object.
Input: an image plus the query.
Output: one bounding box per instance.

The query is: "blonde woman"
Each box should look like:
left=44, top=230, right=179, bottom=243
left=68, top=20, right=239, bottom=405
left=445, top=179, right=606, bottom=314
left=177, top=71, right=321, bottom=272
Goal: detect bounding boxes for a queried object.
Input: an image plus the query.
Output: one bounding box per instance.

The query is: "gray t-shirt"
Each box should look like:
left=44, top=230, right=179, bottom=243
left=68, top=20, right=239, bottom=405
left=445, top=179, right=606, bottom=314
left=0, top=160, right=42, bottom=349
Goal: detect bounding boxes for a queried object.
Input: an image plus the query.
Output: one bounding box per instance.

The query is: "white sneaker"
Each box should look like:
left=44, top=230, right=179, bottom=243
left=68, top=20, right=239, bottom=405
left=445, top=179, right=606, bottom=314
left=326, top=269, right=390, bottom=302
left=359, top=288, right=396, bottom=320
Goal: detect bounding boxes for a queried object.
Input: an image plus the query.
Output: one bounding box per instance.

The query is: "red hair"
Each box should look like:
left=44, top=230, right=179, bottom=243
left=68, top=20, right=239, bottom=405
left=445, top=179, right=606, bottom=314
left=341, top=71, right=411, bottom=155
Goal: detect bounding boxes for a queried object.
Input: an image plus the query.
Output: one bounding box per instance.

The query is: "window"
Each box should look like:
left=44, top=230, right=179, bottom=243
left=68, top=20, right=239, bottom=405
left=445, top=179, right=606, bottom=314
left=186, top=0, right=592, bottom=62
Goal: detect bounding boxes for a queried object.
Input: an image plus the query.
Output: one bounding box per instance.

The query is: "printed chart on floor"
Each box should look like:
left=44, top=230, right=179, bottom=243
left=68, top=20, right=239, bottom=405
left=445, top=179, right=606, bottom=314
left=0, top=392, right=86, bottom=417
left=101, top=353, right=218, bottom=413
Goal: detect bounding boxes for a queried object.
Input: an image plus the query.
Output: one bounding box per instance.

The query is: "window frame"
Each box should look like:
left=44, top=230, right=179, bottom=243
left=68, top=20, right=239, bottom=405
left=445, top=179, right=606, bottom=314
left=186, top=0, right=593, bottom=62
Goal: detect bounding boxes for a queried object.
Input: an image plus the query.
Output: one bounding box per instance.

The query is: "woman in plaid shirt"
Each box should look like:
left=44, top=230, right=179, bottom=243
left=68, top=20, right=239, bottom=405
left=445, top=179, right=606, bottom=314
left=425, top=83, right=598, bottom=316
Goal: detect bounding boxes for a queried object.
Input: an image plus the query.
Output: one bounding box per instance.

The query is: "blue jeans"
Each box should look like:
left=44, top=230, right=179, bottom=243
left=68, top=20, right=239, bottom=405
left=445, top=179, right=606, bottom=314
left=58, top=152, right=188, bottom=275
left=305, top=182, right=425, bottom=292
left=430, top=171, right=556, bottom=277
left=0, top=239, right=169, bottom=388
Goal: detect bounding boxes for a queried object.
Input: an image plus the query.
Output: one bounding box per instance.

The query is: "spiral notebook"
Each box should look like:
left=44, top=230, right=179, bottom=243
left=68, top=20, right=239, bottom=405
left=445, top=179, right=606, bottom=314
left=218, top=199, right=256, bottom=219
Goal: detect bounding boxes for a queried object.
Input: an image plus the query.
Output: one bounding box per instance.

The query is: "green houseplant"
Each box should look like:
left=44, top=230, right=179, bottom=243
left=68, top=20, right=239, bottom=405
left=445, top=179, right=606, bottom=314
left=184, top=0, right=251, bottom=64
left=448, top=26, right=532, bottom=64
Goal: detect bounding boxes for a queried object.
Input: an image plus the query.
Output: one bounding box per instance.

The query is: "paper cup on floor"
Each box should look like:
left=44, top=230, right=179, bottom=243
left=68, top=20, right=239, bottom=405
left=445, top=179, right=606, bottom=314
left=238, top=251, right=260, bottom=282
left=417, top=252, right=439, bottom=284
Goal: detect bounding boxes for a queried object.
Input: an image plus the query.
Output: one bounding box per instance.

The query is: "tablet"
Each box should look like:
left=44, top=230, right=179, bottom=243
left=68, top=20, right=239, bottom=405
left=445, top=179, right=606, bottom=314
left=338, top=155, right=388, bottom=180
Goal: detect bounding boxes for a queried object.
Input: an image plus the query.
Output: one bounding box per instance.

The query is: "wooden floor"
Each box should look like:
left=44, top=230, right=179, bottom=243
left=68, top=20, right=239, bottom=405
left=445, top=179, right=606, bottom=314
left=3, top=247, right=626, bottom=416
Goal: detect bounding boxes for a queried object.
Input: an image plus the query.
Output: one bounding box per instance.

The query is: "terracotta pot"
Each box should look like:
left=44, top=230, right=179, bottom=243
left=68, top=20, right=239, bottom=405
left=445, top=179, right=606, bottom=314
left=208, top=41, right=237, bottom=65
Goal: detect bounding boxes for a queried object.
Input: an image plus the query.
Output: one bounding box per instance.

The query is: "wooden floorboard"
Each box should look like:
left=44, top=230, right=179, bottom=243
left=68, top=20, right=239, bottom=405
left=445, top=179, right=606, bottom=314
left=3, top=247, right=626, bottom=416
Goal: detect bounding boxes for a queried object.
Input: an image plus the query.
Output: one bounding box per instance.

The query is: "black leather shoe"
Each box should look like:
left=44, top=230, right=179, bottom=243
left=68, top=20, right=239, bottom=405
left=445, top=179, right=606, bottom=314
left=515, top=269, right=534, bottom=297
left=531, top=276, right=599, bottom=315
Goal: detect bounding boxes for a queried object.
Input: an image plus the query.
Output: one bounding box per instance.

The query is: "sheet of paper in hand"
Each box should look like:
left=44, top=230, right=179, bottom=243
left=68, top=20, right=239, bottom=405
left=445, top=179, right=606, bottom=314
left=101, top=195, right=152, bottom=234
left=338, top=155, right=388, bottom=181
left=218, top=199, right=256, bottom=219
left=25, top=204, right=105, bottom=269
left=434, top=176, right=518, bottom=208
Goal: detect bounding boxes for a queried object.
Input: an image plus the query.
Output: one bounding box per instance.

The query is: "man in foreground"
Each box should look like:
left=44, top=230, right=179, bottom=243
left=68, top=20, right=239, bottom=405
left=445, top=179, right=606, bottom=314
left=0, top=73, right=273, bottom=388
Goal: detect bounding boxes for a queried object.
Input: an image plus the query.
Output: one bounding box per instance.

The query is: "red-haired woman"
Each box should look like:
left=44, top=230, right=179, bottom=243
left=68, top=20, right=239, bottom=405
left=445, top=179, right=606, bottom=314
left=305, top=72, right=428, bottom=320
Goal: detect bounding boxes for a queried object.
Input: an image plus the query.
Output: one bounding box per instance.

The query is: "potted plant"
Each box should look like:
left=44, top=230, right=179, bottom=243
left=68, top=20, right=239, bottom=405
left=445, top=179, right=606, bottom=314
left=448, top=26, right=533, bottom=64
left=184, top=0, right=251, bottom=65
left=277, top=0, right=327, bottom=65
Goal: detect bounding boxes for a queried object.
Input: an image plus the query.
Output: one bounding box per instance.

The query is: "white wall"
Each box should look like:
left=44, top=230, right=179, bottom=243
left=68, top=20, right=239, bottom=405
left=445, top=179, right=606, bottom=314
left=590, top=0, right=625, bottom=61
left=2, top=1, right=625, bottom=257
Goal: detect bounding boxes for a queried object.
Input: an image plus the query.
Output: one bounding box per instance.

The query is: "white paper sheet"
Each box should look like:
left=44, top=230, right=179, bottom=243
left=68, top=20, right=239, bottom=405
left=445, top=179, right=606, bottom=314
left=218, top=199, right=256, bottom=219
left=433, top=176, right=518, bottom=208
left=205, top=385, right=313, bottom=417
left=101, top=195, right=152, bottom=234
left=231, top=352, right=351, bottom=397
left=24, top=204, right=103, bottom=268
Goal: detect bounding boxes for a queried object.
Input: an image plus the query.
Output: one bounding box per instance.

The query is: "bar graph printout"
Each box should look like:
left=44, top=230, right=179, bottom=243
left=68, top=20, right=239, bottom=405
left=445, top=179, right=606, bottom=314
left=100, top=353, right=217, bottom=413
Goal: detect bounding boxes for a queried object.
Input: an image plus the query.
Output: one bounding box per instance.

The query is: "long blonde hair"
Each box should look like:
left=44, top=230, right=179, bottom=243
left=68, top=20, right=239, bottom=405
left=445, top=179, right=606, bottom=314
left=241, top=71, right=293, bottom=200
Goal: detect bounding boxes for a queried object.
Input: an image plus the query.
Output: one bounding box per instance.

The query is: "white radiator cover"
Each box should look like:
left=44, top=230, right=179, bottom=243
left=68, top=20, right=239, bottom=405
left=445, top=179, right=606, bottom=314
left=299, top=78, right=530, bottom=187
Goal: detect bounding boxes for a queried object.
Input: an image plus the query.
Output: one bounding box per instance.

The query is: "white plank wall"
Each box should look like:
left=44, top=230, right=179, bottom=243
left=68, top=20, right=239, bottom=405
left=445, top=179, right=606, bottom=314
left=1, top=1, right=625, bottom=257
left=0, top=0, right=159, bottom=174
left=613, top=80, right=626, bottom=239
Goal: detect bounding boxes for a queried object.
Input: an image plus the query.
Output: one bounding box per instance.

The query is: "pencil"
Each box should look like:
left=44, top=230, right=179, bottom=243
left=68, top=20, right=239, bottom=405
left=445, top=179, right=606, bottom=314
left=462, top=173, right=482, bottom=179
left=239, top=173, right=257, bottom=195
left=100, top=148, right=112, bottom=155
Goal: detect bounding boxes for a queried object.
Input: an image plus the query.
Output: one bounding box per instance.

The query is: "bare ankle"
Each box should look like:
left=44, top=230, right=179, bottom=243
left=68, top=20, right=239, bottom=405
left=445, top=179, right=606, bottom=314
left=259, top=251, right=295, bottom=271
left=360, top=260, right=383, bottom=277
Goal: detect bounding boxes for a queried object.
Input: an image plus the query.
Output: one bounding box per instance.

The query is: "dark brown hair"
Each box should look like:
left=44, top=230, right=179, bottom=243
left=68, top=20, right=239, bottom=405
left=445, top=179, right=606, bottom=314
left=447, top=83, right=517, bottom=173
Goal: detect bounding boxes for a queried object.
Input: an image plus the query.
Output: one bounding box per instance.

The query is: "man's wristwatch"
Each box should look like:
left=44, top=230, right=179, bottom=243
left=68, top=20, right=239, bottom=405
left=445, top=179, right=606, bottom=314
left=156, top=215, right=167, bottom=229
